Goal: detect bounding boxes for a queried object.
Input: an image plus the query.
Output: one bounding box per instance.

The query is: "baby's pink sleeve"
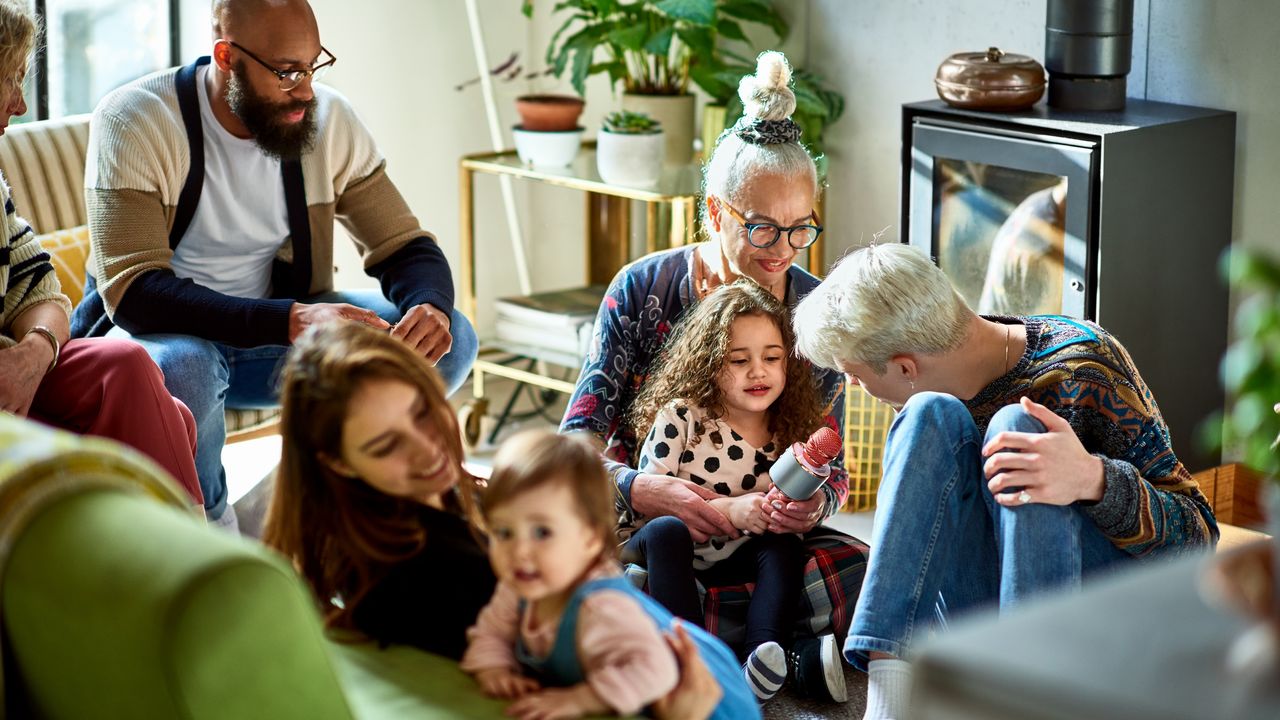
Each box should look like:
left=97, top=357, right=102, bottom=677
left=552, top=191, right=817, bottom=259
left=576, top=590, right=680, bottom=715
left=460, top=582, right=522, bottom=674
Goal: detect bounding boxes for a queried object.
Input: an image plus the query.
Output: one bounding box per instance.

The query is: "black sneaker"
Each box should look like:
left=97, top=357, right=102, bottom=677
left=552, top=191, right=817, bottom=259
left=787, top=634, right=848, bottom=703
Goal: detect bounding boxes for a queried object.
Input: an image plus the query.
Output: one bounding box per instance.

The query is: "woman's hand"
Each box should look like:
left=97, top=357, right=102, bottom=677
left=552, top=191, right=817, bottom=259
left=0, top=340, right=52, bottom=416
left=982, top=396, right=1106, bottom=506
left=475, top=667, right=540, bottom=699
left=761, top=485, right=825, bottom=533
left=653, top=622, right=721, bottom=720
left=631, top=473, right=739, bottom=542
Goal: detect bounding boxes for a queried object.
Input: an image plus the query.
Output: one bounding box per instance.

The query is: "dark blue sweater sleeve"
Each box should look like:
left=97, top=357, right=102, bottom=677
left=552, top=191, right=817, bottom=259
left=113, top=270, right=294, bottom=347
left=366, top=237, right=455, bottom=320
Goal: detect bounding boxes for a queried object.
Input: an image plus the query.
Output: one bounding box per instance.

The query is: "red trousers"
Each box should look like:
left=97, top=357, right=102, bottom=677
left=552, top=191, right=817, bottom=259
left=29, top=338, right=203, bottom=506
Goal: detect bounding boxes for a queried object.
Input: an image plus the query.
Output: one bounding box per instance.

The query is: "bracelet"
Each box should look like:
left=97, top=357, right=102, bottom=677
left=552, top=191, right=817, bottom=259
left=24, top=325, right=60, bottom=373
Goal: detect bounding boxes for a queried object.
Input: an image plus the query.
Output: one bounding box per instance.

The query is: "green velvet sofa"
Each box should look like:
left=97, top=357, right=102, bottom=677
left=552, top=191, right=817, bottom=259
left=0, top=415, right=508, bottom=719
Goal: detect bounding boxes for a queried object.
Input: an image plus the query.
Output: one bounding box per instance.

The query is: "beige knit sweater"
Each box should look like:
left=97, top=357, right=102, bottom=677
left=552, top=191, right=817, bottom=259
left=84, top=63, right=434, bottom=318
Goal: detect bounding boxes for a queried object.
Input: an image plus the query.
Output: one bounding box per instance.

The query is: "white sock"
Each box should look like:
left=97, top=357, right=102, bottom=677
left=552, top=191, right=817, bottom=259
left=863, top=659, right=912, bottom=720
left=209, top=504, right=240, bottom=535
left=744, top=641, right=787, bottom=701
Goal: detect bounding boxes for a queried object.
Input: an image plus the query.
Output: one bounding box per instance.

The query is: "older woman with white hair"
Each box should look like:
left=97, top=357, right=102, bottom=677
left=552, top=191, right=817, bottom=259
left=561, top=51, right=860, bottom=703
left=793, top=242, right=1218, bottom=720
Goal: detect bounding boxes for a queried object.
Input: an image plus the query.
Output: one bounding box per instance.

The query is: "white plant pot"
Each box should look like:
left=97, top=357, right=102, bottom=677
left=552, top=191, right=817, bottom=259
left=622, top=93, right=695, bottom=165
left=595, top=129, right=665, bottom=188
left=512, top=126, right=584, bottom=167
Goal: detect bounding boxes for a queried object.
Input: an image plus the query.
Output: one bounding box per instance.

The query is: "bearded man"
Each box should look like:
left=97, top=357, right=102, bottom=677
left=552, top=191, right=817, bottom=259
left=72, top=0, right=477, bottom=531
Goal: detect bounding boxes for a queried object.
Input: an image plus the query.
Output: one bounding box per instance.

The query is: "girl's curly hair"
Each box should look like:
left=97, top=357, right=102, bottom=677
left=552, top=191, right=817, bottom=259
left=628, top=279, right=825, bottom=449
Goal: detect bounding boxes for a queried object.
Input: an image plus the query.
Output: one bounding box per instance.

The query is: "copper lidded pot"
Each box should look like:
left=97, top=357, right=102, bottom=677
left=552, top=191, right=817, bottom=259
left=935, top=47, right=1046, bottom=111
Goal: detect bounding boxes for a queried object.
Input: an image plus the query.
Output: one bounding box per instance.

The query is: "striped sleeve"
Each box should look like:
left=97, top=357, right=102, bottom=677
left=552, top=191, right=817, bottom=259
left=2, top=186, right=73, bottom=334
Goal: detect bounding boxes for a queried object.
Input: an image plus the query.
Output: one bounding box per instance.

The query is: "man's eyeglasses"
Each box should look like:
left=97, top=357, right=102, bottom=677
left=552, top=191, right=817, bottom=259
left=716, top=197, right=823, bottom=250
left=226, top=40, right=337, bottom=91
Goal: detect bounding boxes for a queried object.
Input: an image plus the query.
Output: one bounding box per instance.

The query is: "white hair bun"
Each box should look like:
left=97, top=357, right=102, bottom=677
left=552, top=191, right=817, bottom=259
left=738, top=51, right=797, bottom=122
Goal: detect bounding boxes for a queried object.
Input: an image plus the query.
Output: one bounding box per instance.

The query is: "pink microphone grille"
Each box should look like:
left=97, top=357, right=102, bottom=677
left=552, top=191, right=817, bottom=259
left=801, top=426, right=842, bottom=467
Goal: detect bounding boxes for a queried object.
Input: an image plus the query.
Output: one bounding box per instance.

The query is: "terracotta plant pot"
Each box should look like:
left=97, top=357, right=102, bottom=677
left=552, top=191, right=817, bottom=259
left=515, top=95, right=585, bottom=132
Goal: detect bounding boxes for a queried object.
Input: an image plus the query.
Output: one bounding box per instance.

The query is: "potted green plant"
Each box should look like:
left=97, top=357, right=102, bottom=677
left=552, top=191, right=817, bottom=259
left=1205, top=245, right=1280, bottom=681
left=512, top=93, right=586, bottom=168
left=596, top=110, right=664, bottom=187
left=522, top=0, right=788, bottom=165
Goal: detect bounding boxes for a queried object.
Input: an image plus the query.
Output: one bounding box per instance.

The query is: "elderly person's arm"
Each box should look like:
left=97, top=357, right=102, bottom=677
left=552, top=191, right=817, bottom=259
left=561, top=269, right=736, bottom=543
left=1, top=186, right=72, bottom=415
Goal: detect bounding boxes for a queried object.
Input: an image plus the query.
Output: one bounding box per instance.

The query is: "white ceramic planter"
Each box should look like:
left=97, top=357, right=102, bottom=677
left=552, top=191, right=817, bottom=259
left=622, top=93, right=695, bottom=164
left=596, top=129, right=665, bottom=188
left=512, top=126, right=584, bottom=167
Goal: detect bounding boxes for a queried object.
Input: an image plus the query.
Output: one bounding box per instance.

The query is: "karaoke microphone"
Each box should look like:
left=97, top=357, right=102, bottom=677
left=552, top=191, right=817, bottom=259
left=770, top=426, right=842, bottom=500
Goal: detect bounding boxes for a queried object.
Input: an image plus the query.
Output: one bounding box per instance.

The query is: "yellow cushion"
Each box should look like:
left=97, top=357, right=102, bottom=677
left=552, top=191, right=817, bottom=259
left=34, top=225, right=90, bottom=308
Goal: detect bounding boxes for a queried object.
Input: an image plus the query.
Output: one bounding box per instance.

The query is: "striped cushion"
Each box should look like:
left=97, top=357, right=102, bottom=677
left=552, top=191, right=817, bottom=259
left=0, top=115, right=91, bottom=234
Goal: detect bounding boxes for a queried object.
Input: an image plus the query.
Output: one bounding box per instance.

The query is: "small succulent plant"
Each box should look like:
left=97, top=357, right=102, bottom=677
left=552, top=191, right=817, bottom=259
left=602, top=111, right=661, bottom=135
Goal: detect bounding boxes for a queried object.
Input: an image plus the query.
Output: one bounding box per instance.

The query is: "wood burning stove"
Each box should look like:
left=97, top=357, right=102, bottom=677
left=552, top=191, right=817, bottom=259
left=901, top=98, right=1236, bottom=470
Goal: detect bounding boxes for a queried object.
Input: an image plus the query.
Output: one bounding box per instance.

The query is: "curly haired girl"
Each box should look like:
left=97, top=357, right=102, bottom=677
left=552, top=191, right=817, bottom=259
left=623, top=279, right=840, bottom=702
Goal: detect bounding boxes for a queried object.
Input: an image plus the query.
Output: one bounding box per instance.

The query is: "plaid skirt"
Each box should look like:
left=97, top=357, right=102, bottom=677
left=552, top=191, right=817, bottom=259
left=623, top=526, right=869, bottom=651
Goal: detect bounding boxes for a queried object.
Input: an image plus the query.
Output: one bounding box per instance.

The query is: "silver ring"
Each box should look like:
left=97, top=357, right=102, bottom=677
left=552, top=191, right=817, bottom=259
left=1017, top=490, right=1032, bottom=505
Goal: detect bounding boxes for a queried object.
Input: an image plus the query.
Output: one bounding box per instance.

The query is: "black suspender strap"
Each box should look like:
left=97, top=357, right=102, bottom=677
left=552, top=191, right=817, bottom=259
left=280, top=158, right=313, bottom=297
left=170, top=56, right=211, bottom=250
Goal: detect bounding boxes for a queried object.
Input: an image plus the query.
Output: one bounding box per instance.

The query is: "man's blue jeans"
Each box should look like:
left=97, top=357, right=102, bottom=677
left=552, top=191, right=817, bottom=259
left=107, top=289, right=479, bottom=519
left=844, top=392, right=1130, bottom=670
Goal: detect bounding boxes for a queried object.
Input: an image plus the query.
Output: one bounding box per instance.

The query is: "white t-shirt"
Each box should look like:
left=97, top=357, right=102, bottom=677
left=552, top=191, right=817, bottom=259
left=170, top=65, right=290, bottom=299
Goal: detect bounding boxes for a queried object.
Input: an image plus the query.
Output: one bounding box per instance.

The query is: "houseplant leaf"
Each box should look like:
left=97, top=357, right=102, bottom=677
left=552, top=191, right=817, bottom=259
left=719, top=0, right=788, bottom=39
left=654, top=0, right=716, bottom=26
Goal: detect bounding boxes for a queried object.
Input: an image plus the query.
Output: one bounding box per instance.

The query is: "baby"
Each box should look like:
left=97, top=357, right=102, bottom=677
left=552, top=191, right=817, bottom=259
left=461, top=429, right=759, bottom=719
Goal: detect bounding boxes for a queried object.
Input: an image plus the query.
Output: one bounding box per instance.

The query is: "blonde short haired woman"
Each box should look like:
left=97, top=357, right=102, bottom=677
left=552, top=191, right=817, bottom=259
left=793, top=242, right=1218, bottom=720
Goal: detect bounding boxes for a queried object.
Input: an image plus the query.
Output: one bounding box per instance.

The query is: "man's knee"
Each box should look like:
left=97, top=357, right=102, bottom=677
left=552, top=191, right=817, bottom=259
left=448, top=309, right=479, bottom=361
left=134, top=335, right=227, bottom=411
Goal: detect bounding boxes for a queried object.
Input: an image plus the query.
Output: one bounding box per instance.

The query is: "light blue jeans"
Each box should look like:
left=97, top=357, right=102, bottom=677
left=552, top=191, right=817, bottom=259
left=108, top=289, right=478, bottom=519
left=844, top=392, right=1130, bottom=669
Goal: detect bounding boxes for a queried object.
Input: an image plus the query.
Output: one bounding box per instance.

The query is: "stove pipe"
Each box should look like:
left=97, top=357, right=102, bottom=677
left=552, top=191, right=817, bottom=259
left=1045, top=0, right=1134, bottom=110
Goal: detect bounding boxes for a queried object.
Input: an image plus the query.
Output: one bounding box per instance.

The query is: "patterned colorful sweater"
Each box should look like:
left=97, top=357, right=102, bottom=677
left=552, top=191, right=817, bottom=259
left=2, top=173, right=72, bottom=340
left=974, top=316, right=1218, bottom=557
left=560, top=245, right=849, bottom=520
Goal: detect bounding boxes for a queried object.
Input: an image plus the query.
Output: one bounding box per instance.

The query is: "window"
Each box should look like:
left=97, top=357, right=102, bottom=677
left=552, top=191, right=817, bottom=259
left=19, top=0, right=179, bottom=122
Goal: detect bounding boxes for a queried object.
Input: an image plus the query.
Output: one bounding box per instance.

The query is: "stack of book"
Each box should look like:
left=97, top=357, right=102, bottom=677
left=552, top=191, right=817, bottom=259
left=492, top=285, right=608, bottom=367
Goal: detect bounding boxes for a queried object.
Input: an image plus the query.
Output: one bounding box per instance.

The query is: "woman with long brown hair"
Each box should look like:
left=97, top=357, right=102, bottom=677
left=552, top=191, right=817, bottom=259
left=263, top=321, right=491, bottom=659
left=263, top=322, right=724, bottom=720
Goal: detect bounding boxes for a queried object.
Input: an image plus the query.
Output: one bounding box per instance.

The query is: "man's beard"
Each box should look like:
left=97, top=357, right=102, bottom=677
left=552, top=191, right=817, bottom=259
left=226, top=61, right=317, bottom=160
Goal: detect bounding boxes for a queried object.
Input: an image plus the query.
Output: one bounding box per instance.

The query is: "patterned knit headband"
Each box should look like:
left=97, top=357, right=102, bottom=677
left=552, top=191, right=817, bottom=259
left=732, top=116, right=802, bottom=145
